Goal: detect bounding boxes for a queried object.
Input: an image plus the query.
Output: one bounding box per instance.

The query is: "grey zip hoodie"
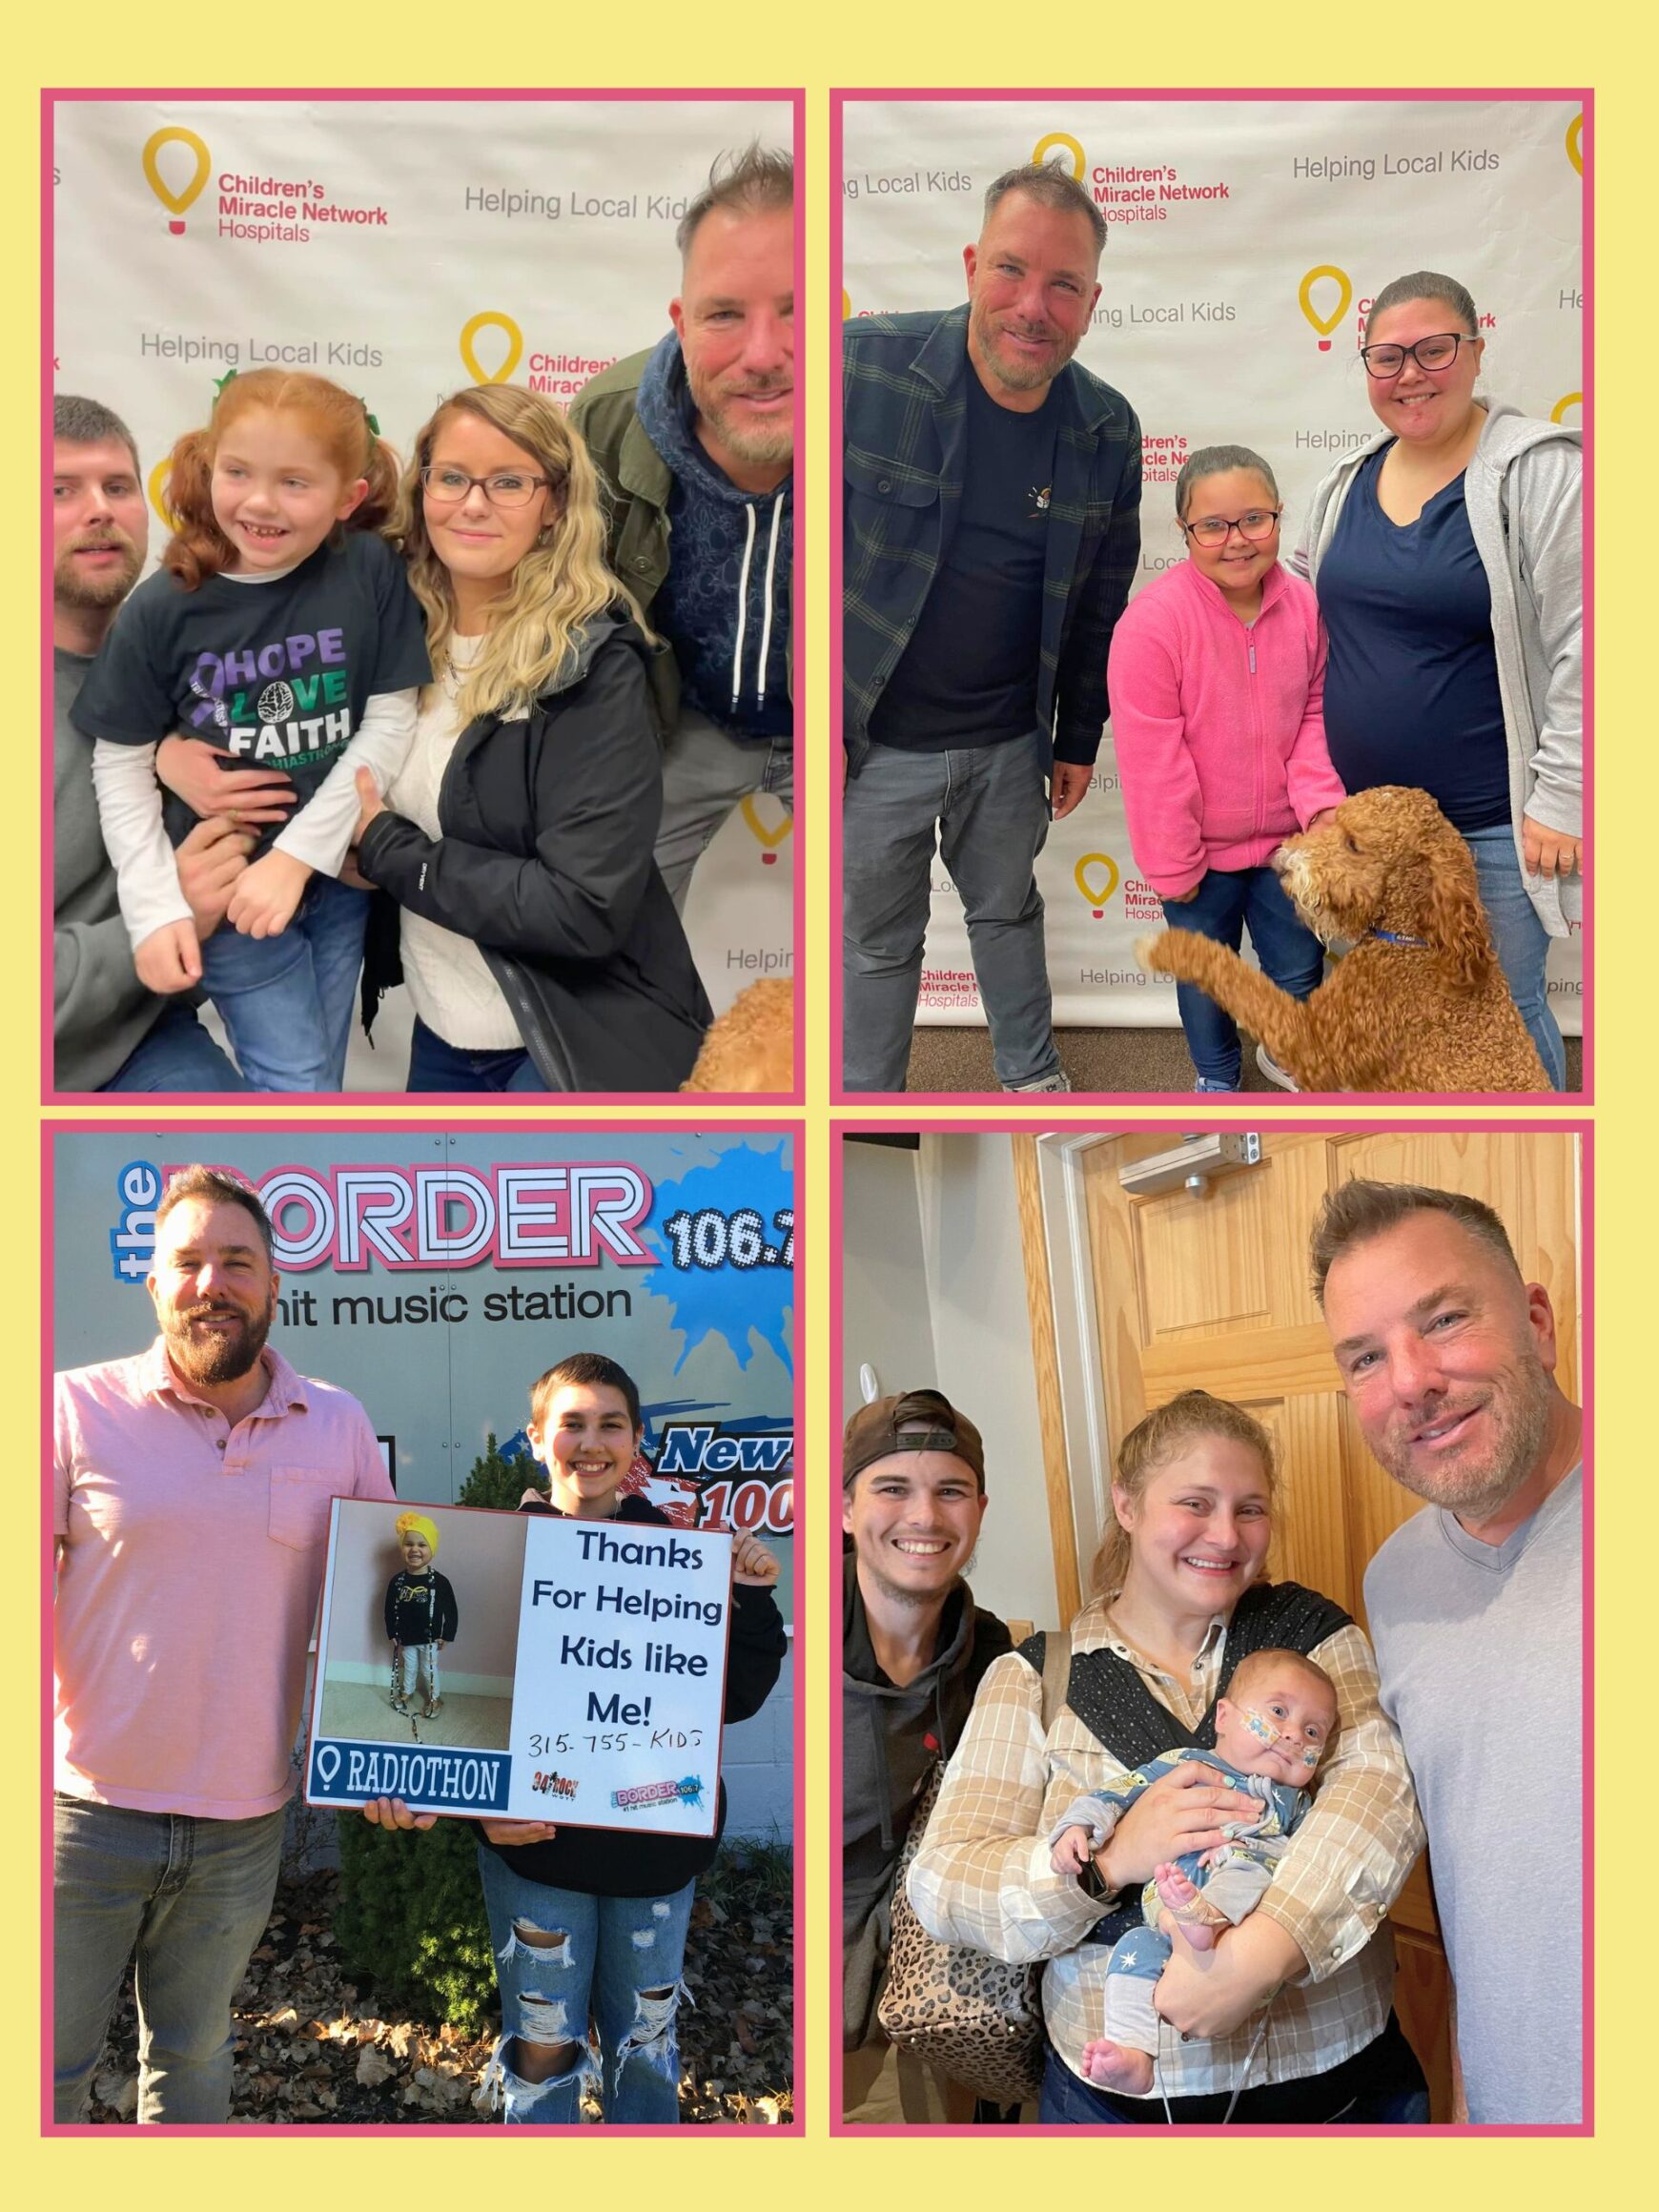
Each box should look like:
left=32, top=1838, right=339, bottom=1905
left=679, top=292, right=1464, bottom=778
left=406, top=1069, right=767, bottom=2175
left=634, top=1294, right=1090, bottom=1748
left=1293, top=403, right=1582, bottom=935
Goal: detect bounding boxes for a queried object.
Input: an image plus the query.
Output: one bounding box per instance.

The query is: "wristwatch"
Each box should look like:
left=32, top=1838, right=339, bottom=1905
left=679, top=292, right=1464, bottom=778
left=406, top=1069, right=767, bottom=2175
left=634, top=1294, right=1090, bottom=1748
left=1076, top=1857, right=1115, bottom=1903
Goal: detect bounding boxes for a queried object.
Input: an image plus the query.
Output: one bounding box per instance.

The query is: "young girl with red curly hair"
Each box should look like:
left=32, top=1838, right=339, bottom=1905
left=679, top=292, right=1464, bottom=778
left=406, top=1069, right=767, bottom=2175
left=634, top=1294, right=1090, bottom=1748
left=72, top=368, right=430, bottom=1090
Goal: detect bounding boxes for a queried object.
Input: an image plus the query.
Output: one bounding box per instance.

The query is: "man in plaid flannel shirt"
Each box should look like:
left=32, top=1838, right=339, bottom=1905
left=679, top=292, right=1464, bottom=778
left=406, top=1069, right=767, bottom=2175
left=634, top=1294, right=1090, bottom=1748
left=842, top=158, right=1141, bottom=1093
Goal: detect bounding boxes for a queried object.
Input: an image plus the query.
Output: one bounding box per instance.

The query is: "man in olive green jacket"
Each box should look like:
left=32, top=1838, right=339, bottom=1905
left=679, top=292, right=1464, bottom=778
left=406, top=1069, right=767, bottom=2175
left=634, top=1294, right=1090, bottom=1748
left=572, top=144, right=794, bottom=911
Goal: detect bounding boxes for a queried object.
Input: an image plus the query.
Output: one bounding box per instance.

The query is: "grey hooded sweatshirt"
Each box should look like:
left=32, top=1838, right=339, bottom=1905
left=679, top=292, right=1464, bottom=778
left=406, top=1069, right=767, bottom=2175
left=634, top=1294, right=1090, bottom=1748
left=1293, top=403, right=1582, bottom=936
left=842, top=1558, right=1011, bottom=2047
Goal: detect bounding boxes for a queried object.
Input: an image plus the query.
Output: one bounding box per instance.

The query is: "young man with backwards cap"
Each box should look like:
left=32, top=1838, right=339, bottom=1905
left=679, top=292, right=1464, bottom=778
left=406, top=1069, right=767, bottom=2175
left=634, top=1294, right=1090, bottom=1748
left=842, top=1388, right=1012, bottom=2122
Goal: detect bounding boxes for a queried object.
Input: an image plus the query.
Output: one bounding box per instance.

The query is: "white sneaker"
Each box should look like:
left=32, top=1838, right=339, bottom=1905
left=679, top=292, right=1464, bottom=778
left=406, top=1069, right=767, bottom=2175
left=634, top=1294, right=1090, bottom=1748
left=1255, top=1043, right=1299, bottom=1092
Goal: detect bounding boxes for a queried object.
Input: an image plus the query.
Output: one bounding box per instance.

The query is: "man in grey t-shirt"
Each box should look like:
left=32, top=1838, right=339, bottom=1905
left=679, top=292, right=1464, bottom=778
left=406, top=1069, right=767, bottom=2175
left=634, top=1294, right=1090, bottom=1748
left=1311, top=1179, right=1584, bottom=2124
left=52, top=395, right=247, bottom=1093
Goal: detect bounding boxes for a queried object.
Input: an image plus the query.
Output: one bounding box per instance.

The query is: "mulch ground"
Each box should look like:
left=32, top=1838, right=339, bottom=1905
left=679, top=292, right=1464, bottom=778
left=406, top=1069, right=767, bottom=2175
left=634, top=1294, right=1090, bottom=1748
left=82, top=1863, right=792, bottom=2127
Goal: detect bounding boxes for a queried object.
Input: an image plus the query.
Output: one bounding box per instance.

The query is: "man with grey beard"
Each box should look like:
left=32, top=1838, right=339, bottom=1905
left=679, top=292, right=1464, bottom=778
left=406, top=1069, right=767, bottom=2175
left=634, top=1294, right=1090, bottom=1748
left=1312, top=1180, right=1584, bottom=2124
left=53, top=1167, right=394, bottom=2121
left=52, top=395, right=248, bottom=1090
left=841, top=158, right=1142, bottom=1093
left=571, top=143, right=793, bottom=910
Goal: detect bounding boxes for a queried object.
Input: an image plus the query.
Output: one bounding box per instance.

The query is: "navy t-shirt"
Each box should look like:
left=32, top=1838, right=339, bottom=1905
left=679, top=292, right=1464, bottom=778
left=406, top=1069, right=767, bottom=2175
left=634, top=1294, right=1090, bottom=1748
left=870, top=367, right=1057, bottom=750
left=1317, top=445, right=1510, bottom=833
left=71, top=531, right=431, bottom=858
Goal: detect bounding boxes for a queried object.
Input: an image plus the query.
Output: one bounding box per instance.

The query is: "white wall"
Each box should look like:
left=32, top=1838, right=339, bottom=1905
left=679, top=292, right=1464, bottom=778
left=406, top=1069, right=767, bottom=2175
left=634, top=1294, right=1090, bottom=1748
left=840, top=1139, right=938, bottom=1414
left=842, top=1135, right=1060, bottom=1631
left=915, top=1136, right=1058, bottom=1631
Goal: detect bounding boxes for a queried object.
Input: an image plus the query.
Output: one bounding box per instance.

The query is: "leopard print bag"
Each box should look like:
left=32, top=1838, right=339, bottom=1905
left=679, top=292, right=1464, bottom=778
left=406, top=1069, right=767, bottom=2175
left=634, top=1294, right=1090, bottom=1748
left=876, top=1629, right=1072, bottom=2105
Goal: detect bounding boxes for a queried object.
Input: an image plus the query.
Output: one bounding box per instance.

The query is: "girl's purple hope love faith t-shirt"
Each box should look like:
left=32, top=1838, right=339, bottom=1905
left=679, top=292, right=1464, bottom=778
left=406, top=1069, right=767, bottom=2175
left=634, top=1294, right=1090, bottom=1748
left=71, top=531, right=431, bottom=859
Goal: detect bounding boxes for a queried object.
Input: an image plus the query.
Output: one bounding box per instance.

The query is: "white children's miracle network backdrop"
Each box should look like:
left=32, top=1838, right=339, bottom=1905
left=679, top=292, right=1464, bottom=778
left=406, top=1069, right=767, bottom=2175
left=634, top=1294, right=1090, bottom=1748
left=53, top=96, right=796, bottom=1089
left=842, top=96, right=1584, bottom=1037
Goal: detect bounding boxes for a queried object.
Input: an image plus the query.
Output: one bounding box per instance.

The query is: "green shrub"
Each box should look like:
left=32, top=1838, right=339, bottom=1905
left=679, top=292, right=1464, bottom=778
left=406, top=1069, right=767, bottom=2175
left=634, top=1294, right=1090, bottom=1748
left=456, top=1431, right=543, bottom=1511
left=335, top=1813, right=499, bottom=2032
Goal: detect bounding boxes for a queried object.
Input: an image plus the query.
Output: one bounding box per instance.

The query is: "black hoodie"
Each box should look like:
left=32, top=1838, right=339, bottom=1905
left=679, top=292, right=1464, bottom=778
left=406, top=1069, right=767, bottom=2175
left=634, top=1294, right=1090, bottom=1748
left=841, top=1554, right=1011, bottom=2045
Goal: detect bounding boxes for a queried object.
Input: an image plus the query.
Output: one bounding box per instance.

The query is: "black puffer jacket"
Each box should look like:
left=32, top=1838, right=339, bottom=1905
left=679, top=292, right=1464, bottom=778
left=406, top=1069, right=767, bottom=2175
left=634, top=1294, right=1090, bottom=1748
left=842, top=1555, right=1011, bottom=2045
left=358, top=616, right=711, bottom=1093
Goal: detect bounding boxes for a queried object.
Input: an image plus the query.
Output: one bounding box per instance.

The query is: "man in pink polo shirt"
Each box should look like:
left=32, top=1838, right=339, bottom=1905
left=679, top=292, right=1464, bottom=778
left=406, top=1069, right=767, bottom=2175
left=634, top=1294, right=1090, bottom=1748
left=53, top=1165, right=395, bottom=2124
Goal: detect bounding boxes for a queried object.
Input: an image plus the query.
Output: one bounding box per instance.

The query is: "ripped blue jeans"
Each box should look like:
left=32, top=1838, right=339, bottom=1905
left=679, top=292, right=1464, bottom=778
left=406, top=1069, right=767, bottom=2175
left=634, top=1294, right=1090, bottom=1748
left=476, top=1849, right=695, bottom=2124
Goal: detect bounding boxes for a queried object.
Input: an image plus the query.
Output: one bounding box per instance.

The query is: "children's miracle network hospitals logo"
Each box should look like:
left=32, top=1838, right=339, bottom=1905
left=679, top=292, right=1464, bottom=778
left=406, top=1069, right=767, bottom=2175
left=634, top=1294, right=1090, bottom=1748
left=459, top=313, right=617, bottom=399
left=740, top=795, right=792, bottom=866
left=140, top=126, right=390, bottom=242
left=1299, top=266, right=1353, bottom=352
left=1074, top=852, right=1120, bottom=918
left=1029, top=131, right=1234, bottom=219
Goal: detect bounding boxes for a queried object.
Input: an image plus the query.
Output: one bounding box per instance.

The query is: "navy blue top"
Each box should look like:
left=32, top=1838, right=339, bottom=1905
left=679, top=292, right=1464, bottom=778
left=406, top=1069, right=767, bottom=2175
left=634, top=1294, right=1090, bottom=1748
left=1317, top=445, right=1510, bottom=833
left=870, top=368, right=1057, bottom=750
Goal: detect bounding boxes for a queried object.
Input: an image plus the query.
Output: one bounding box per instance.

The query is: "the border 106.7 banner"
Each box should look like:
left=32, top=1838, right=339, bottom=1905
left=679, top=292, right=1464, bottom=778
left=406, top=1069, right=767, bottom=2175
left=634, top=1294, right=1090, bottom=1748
left=52, top=1128, right=797, bottom=1637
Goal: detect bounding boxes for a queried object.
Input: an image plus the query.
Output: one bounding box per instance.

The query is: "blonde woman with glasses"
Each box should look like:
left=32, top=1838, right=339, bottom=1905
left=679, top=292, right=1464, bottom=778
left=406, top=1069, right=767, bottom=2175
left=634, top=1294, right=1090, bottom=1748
left=350, top=384, right=711, bottom=1091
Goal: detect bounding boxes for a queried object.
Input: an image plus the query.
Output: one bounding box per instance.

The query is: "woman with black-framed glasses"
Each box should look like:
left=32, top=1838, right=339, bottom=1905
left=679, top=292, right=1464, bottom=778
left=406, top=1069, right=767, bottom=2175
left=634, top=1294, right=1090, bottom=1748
left=1108, top=443, right=1345, bottom=1093
left=1292, top=269, right=1582, bottom=1090
left=346, top=383, right=711, bottom=1092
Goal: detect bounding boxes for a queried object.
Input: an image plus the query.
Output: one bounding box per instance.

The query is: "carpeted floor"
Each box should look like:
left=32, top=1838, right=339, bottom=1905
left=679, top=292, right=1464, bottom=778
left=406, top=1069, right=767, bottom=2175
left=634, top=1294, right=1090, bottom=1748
left=901, top=1026, right=1584, bottom=1096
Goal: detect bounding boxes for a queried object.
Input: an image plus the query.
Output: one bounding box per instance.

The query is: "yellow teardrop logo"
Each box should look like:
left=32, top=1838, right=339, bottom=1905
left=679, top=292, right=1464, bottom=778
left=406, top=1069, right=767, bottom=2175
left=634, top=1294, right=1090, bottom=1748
left=1550, top=392, right=1582, bottom=425
left=1075, top=852, right=1119, bottom=911
left=142, top=127, right=211, bottom=234
left=741, top=796, right=793, bottom=863
left=147, top=458, right=177, bottom=529
left=459, top=311, right=524, bottom=386
left=1298, top=265, right=1353, bottom=351
left=1566, top=113, right=1583, bottom=175
left=1032, top=132, right=1086, bottom=183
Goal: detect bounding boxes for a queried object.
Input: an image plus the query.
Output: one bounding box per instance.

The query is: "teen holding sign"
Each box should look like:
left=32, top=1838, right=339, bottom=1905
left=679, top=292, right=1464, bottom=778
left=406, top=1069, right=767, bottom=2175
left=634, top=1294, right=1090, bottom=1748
left=368, top=1353, right=786, bottom=2125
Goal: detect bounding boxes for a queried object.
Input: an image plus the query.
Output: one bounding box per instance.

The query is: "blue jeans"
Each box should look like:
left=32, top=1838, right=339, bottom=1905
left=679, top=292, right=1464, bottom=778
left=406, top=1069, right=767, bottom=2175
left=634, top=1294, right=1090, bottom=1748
left=99, top=1001, right=248, bottom=1093
left=406, top=1016, right=548, bottom=1093
left=1163, top=867, right=1326, bottom=1087
left=1037, top=2013, right=1431, bottom=2125
left=196, top=871, right=368, bottom=1093
left=476, top=1849, right=695, bottom=2124
left=843, top=733, right=1058, bottom=1092
left=52, top=1793, right=287, bottom=2124
left=1464, top=824, right=1567, bottom=1090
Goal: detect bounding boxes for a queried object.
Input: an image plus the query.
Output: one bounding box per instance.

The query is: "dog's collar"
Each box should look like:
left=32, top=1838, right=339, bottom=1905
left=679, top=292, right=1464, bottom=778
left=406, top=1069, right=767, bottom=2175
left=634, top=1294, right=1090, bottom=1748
left=1367, top=929, right=1429, bottom=948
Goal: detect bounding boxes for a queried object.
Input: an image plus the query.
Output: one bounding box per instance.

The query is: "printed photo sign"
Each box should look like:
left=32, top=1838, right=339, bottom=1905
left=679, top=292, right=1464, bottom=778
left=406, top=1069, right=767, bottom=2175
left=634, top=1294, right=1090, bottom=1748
left=306, top=1498, right=733, bottom=1834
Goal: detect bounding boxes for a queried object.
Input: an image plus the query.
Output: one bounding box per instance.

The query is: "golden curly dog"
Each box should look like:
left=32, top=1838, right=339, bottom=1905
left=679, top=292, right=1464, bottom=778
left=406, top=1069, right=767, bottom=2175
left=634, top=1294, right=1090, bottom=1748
left=682, top=977, right=795, bottom=1093
left=1137, top=786, right=1549, bottom=1094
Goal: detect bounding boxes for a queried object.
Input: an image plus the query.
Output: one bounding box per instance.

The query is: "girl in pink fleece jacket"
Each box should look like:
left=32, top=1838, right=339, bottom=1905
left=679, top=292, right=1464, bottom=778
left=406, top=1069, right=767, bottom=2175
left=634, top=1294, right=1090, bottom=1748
left=1108, top=446, right=1345, bottom=1090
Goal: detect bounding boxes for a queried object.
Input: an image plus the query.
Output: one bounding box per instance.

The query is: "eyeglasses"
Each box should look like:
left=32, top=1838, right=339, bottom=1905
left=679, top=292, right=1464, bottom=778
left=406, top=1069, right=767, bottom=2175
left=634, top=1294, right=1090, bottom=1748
left=1358, top=332, right=1474, bottom=379
left=420, top=465, right=550, bottom=508
left=1179, top=507, right=1282, bottom=547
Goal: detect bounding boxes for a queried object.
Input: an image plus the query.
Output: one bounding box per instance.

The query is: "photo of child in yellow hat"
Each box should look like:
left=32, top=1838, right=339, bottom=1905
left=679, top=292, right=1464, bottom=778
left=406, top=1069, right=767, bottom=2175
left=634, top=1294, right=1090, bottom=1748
left=385, top=1512, right=459, bottom=1721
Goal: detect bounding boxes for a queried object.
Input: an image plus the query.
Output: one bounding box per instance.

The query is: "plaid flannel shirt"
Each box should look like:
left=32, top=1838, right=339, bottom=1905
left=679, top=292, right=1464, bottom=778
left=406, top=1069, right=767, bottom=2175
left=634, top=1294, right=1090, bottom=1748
left=842, top=306, right=1142, bottom=768
left=908, top=1599, right=1424, bottom=2101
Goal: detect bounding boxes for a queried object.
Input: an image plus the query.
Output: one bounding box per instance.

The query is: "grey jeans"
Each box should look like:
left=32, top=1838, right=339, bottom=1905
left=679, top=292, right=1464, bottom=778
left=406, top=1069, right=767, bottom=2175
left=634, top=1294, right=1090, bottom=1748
left=842, top=732, right=1059, bottom=1093
left=53, top=1792, right=287, bottom=2123
left=655, top=706, right=793, bottom=911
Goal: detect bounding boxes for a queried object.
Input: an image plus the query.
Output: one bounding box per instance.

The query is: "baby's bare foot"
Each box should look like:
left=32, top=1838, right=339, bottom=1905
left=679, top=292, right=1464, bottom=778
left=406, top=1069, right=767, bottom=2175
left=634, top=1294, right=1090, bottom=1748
left=1080, top=2038, right=1155, bottom=2094
left=1155, top=1861, right=1219, bottom=1950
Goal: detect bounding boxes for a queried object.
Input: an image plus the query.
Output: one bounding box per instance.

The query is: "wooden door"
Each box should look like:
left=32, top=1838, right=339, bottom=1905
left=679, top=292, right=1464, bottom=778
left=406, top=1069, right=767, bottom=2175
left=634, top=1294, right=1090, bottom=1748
left=1070, top=1129, right=1580, bottom=2121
